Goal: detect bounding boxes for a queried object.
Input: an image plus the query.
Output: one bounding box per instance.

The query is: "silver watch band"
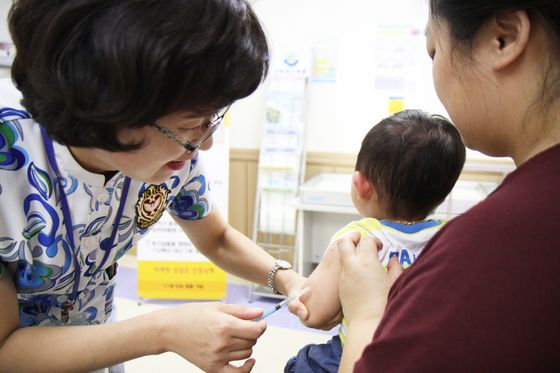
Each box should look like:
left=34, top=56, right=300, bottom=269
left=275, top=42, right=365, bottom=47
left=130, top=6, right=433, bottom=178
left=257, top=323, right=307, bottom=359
left=267, top=260, right=292, bottom=295
left=267, top=265, right=281, bottom=294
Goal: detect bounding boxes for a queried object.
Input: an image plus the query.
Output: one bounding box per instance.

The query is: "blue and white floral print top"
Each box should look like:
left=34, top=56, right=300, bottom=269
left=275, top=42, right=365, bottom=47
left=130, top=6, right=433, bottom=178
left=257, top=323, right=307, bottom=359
left=0, top=79, right=212, bottom=326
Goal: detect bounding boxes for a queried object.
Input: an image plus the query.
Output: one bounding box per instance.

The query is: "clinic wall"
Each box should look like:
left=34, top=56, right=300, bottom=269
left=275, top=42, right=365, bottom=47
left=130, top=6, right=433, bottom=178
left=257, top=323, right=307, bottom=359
left=0, top=1, right=511, bottom=239
left=227, top=0, right=512, bottom=237
left=0, top=0, right=496, bottom=159
left=228, top=149, right=510, bottom=238
left=230, top=0, right=445, bottom=153
left=0, top=0, right=8, bottom=43
left=231, top=0, right=503, bottom=162
left=228, top=149, right=358, bottom=236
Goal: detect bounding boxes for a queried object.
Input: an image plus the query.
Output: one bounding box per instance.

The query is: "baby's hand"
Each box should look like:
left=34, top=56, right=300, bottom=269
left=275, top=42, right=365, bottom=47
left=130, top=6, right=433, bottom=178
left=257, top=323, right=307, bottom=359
left=285, top=277, right=309, bottom=320
left=288, top=294, right=309, bottom=321
left=289, top=288, right=342, bottom=330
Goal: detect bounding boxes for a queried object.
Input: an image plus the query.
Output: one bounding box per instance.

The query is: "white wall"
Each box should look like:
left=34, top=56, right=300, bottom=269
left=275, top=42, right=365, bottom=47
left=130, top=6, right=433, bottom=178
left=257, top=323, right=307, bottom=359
left=0, top=0, right=10, bottom=43
left=0, top=0, right=497, bottom=160
left=231, top=0, right=444, bottom=152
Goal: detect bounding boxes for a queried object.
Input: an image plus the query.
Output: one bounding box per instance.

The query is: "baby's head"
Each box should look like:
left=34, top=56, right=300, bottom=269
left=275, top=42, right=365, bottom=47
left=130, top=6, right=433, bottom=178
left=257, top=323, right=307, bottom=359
left=352, top=109, right=465, bottom=221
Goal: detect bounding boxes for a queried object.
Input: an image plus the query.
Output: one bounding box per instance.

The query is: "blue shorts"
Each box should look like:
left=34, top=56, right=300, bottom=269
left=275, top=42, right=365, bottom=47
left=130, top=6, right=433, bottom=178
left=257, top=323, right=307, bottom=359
left=284, top=335, right=342, bottom=373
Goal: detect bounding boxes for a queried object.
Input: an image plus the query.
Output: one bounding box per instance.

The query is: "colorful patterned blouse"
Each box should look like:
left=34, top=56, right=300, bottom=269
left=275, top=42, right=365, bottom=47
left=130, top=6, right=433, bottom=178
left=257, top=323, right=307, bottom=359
left=0, top=79, right=212, bottom=326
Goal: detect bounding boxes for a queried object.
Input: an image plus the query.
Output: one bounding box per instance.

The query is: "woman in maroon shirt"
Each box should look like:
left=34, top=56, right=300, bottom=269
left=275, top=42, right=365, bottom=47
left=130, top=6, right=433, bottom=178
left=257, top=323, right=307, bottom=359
left=337, top=1, right=560, bottom=371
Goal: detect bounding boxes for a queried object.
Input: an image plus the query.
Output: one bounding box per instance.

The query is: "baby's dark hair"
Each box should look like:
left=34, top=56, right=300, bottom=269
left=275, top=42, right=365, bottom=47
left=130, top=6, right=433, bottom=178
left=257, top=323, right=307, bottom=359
left=8, top=0, right=269, bottom=151
left=356, top=109, right=465, bottom=220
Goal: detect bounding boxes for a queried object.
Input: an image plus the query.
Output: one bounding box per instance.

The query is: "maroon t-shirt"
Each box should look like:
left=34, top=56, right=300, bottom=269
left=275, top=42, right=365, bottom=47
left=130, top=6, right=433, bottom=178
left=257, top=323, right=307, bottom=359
left=355, top=144, right=560, bottom=372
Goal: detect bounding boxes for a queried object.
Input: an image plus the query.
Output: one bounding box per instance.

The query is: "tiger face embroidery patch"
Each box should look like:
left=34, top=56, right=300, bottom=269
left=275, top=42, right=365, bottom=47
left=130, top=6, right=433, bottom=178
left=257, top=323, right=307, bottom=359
left=135, top=184, right=170, bottom=229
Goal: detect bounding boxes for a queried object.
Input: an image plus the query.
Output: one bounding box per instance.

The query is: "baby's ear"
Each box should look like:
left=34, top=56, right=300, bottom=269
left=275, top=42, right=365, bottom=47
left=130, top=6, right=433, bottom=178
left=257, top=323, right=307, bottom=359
left=352, top=171, right=375, bottom=200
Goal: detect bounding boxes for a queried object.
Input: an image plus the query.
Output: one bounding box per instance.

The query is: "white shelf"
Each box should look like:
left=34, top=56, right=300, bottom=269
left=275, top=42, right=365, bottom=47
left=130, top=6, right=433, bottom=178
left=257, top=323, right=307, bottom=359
left=293, top=201, right=358, bottom=215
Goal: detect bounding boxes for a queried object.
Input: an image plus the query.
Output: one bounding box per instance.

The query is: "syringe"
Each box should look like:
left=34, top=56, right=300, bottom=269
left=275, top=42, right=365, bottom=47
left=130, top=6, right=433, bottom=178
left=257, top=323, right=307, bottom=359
left=253, top=287, right=310, bottom=321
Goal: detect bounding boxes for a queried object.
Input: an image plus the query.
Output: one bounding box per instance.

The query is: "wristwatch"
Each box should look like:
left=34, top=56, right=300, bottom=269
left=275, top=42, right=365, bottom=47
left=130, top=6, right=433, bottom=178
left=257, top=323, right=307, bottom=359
left=267, top=259, right=292, bottom=295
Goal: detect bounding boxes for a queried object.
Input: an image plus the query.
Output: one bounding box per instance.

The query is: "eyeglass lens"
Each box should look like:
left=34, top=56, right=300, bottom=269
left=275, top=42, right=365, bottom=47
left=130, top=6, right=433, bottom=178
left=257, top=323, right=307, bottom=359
left=189, top=105, right=230, bottom=148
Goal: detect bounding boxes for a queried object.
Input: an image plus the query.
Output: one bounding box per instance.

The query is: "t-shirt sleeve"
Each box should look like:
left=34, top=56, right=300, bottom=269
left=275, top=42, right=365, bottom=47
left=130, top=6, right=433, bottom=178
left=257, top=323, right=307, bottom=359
left=330, top=220, right=369, bottom=242
left=329, top=218, right=382, bottom=243
left=167, top=154, right=213, bottom=220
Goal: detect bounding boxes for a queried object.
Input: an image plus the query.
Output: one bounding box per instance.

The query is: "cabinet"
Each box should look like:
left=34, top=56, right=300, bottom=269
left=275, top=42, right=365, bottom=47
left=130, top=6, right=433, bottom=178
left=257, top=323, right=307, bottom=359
left=294, top=173, right=358, bottom=276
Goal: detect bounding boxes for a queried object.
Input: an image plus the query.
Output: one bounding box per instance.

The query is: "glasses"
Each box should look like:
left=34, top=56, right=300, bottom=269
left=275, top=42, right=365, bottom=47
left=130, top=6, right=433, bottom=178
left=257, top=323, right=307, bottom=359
left=152, top=105, right=231, bottom=153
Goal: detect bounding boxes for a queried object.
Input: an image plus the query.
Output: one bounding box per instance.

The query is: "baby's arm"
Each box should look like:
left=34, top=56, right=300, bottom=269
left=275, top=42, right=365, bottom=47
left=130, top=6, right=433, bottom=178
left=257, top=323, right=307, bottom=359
left=298, top=233, right=352, bottom=330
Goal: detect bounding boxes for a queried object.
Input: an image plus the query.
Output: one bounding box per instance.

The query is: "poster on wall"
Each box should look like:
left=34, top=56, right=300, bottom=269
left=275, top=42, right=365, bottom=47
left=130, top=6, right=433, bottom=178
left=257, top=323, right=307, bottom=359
left=311, top=38, right=337, bottom=83
left=136, top=123, right=229, bottom=300
left=257, top=45, right=310, bottom=234
left=372, top=23, right=426, bottom=115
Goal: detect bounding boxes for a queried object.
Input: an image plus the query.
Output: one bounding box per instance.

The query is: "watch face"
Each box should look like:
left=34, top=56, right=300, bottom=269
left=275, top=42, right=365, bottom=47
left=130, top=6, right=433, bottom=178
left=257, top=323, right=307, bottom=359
left=276, top=260, right=292, bottom=269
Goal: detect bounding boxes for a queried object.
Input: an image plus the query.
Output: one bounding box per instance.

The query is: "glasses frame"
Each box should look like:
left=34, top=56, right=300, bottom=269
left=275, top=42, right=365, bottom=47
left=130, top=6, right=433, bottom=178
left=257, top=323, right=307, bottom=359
left=152, top=105, right=231, bottom=153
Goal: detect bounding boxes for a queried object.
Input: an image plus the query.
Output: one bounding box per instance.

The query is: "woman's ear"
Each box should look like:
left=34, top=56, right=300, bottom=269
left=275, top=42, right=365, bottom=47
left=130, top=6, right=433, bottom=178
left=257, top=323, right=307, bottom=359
left=491, top=10, right=531, bottom=71
left=352, top=171, right=375, bottom=200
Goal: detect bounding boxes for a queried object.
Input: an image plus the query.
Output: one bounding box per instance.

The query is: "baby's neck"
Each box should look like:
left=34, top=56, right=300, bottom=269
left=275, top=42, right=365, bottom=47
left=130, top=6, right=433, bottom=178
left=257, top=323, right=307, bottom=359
left=386, top=218, right=426, bottom=225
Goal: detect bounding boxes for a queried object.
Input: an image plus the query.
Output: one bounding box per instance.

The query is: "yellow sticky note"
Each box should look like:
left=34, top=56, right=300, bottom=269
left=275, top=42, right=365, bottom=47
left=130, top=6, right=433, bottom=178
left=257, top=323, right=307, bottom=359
left=388, top=97, right=405, bottom=115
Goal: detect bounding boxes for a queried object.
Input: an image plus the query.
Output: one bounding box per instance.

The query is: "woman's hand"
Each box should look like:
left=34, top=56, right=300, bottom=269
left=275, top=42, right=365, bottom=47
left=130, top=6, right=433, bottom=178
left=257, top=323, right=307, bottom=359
left=155, top=302, right=266, bottom=372
left=337, top=234, right=403, bottom=372
left=338, top=234, right=403, bottom=325
left=279, top=272, right=309, bottom=320
left=286, top=278, right=309, bottom=320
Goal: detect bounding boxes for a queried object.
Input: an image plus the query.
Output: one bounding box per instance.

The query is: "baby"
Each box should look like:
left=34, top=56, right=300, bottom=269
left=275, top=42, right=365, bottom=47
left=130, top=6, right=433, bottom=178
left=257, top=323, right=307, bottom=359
left=286, top=109, right=466, bottom=372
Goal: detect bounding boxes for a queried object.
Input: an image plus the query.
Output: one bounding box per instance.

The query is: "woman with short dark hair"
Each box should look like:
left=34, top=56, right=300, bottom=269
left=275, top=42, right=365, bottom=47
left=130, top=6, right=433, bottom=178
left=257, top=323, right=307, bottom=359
left=0, top=1, right=305, bottom=372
